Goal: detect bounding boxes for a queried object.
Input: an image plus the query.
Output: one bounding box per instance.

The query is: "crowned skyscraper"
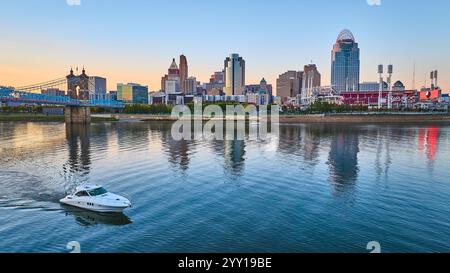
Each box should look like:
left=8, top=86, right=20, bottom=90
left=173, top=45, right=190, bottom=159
left=331, top=29, right=360, bottom=93
left=163, top=58, right=181, bottom=94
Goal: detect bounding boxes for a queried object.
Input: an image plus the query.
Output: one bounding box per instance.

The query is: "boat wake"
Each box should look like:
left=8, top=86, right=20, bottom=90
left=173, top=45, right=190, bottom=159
left=0, top=171, right=66, bottom=210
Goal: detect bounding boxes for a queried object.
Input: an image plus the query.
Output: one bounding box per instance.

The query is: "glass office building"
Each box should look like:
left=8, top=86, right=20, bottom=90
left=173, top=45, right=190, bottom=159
left=117, top=83, right=149, bottom=104
left=331, top=29, right=360, bottom=93
left=224, top=54, right=245, bottom=96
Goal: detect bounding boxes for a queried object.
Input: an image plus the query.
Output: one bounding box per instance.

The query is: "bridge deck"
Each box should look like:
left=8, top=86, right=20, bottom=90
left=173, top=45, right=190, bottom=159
left=0, top=88, right=124, bottom=108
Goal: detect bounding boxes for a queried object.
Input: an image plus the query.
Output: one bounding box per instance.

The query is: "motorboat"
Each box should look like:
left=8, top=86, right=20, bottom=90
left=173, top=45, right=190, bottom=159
left=60, top=184, right=131, bottom=213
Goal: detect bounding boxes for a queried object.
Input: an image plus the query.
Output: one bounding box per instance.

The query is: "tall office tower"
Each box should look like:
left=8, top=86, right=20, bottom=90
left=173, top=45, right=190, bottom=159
left=210, top=71, right=225, bottom=84
left=161, top=75, right=168, bottom=92
left=331, top=29, right=360, bottom=93
left=301, top=64, right=321, bottom=98
left=205, top=70, right=225, bottom=94
left=276, top=71, right=303, bottom=99
left=184, top=77, right=197, bottom=95
left=88, top=76, right=107, bottom=97
left=179, top=54, right=188, bottom=93
left=224, top=54, right=245, bottom=96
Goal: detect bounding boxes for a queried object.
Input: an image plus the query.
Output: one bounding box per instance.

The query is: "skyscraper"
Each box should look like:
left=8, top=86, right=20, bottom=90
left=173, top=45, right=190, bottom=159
left=163, top=58, right=181, bottom=94
left=224, top=54, right=245, bottom=96
left=179, top=54, right=188, bottom=93
left=331, top=29, right=360, bottom=93
left=301, top=64, right=321, bottom=99
left=276, top=71, right=303, bottom=99
left=117, top=83, right=149, bottom=104
left=88, top=76, right=107, bottom=97
left=184, top=77, right=197, bottom=95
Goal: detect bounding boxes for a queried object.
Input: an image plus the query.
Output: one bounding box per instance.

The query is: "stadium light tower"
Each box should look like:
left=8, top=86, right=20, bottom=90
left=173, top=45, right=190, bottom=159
left=434, top=70, right=438, bottom=89
left=430, top=71, right=435, bottom=89
left=387, top=65, right=393, bottom=109
left=378, top=65, right=384, bottom=109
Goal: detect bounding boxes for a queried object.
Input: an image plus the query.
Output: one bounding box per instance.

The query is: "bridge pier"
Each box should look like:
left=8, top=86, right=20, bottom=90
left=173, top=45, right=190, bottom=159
left=65, top=106, right=91, bottom=124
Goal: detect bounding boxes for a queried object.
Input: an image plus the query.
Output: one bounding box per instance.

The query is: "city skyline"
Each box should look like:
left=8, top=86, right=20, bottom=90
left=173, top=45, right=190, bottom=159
left=0, top=0, right=449, bottom=93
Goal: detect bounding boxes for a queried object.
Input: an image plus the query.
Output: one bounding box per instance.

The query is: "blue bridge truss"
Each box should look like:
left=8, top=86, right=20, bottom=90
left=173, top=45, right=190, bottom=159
left=0, top=88, right=124, bottom=109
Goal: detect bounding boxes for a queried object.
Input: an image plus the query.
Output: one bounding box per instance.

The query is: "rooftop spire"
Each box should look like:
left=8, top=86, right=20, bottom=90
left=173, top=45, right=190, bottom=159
left=169, top=58, right=178, bottom=70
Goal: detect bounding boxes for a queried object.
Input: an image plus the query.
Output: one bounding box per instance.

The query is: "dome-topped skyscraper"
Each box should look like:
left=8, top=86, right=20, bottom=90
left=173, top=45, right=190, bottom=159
left=336, top=29, right=355, bottom=42
left=331, top=29, right=360, bottom=93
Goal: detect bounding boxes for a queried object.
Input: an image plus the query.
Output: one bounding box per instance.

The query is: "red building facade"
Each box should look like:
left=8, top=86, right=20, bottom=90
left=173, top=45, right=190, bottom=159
left=341, top=90, right=417, bottom=107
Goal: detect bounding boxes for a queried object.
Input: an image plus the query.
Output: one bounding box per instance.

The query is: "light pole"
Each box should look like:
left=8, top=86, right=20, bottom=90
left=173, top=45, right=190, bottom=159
left=378, top=65, right=384, bottom=109
left=387, top=65, right=393, bottom=110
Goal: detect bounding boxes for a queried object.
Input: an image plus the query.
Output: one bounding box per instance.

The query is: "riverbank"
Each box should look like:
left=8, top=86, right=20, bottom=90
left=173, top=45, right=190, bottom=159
left=0, top=114, right=118, bottom=122
left=2, top=113, right=449, bottom=124
left=111, top=113, right=450, bottom=124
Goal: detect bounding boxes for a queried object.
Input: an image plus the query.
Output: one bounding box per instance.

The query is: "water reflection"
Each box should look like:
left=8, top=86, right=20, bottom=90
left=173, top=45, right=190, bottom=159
left=61, top=205, right=132, bottom=226
left=302, top=126, right=321, bottom=164
left=149, top=122, right=193, bottom=171
left=327, top=127, right=360, bottom=196
left=63, top=124, right=91, bottom=184
left=277, top=125, right=323, bottom=166
left=418, top=126, right=440, bottom=171
left=117, top=122, right=150, bottom=149
left=1, top=122, right=445, bottom=207
left=165, top=138, right=191, bottom=172
left=224, top=140, right=246, bottom=176
left=373, top=127, right=393, bottom=182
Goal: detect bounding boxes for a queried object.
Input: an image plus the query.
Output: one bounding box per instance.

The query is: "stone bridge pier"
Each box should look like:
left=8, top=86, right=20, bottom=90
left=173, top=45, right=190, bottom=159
left=65, top=106, right=91, bottom=124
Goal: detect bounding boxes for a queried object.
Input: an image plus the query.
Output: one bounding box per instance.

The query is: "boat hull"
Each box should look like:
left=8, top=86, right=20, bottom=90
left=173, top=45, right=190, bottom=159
left=60, top=198, right=130, bottom=213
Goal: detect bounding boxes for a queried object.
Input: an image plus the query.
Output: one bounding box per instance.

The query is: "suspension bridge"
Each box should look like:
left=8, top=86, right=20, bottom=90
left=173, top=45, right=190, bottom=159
left=0, top=68, right=124, bottom=123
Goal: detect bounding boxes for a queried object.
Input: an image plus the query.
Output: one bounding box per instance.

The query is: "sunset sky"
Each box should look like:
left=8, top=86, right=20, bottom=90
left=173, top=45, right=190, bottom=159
left=0, top=0, right=449, bottom=94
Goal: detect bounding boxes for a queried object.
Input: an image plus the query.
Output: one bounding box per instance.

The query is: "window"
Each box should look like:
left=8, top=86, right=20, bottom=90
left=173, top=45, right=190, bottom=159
left=88, top=187, right=108, bottom=196
left=76, top=191, right=89, bottom=197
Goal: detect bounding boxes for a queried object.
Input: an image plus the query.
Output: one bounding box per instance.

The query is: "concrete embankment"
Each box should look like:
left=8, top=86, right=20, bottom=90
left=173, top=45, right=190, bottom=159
left=278, top=113, right=450, bottom=124
left=112, top=113, right=450, bottom=124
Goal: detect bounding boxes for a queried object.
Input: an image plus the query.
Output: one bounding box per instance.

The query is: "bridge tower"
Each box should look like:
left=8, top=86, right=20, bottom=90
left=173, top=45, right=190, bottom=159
left=67, top=67, right=89, bottom=100
left=65, top=106, right=91, bottom=124
left=65, top=67, right=91, bottom=124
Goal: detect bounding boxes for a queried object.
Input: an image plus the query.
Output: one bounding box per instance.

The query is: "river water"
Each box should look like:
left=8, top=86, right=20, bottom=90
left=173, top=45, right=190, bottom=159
left=0, top=121, right=449, bottom=253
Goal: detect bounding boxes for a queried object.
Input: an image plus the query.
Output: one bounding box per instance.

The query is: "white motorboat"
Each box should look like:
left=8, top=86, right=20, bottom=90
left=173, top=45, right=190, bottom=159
left=60, top=184, right=131, bottom=213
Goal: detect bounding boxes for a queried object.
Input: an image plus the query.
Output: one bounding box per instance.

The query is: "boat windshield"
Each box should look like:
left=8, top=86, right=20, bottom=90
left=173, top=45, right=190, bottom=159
left=88, top=187, right=108, bottom=196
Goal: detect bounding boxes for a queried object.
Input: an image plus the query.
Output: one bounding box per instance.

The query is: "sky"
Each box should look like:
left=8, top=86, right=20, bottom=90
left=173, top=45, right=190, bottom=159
left=0, top=0, right=449, bottom=94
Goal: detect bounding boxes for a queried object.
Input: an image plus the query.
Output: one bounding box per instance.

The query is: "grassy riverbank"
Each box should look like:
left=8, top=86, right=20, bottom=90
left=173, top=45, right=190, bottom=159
left=0, top=113, right=118, bottom=122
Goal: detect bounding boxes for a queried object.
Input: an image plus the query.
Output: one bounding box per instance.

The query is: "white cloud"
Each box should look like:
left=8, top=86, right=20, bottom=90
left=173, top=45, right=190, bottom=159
left=367, top=0, right=382, bottom=6
left=67, top=0, right=81, bottom=6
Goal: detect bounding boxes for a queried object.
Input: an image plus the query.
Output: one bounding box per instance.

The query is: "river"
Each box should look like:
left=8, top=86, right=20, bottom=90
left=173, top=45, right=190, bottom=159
left=0, top=121, right=449, bottom=253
